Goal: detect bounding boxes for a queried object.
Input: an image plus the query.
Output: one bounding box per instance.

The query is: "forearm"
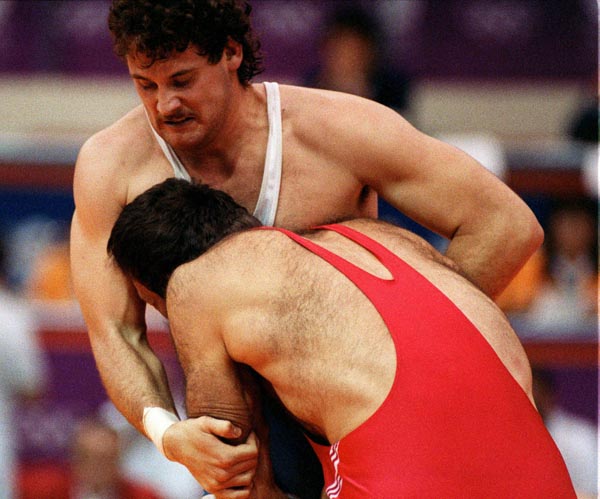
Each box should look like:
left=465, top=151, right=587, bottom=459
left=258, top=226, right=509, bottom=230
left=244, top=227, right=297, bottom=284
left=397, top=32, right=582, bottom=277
left=445, top=206, right=543, bottom=298
left=89, top=325, right=176, bottom=435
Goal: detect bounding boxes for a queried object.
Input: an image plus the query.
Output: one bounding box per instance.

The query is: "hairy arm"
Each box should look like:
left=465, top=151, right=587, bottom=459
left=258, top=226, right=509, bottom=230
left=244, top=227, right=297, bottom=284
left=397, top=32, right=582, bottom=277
left=165, top=266, right=284, bottom=499
left=333, top=96, right=543, bottom=297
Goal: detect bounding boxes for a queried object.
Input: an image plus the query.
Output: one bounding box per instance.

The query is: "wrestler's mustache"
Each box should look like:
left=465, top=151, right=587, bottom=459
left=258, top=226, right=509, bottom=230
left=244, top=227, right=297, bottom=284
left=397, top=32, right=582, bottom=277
left=158, top=113, right=195, bottom=125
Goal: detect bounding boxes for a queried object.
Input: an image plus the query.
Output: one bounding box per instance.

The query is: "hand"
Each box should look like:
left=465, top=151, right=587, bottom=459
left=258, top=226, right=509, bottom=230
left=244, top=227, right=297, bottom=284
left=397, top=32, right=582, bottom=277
left=163, top=416, right=259, bottom=498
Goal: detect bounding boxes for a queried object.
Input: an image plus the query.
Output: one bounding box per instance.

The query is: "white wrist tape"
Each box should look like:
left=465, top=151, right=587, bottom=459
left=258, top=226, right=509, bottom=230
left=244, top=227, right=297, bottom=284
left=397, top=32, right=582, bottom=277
left=143, top=407, right=180, bottom=458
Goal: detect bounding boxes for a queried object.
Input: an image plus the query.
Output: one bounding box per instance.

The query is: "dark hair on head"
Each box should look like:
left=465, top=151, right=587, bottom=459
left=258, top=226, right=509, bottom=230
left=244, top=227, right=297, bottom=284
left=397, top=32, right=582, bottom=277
left=545, top=195, right=598, bottom=265
left=108, top=0, right=263, bottom=85
left=107, top=178, right=261, bottom=298
left=324, top=4, right=382, bottom=48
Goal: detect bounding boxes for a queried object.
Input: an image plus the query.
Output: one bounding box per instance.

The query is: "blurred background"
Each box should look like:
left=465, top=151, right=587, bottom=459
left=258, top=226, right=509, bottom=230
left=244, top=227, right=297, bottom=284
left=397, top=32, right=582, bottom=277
left=0, top=1, right=597, bottom=498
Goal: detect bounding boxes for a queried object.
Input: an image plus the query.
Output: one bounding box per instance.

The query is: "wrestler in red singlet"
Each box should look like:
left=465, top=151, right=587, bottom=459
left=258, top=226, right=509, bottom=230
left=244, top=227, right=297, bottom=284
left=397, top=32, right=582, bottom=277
left=276, top=224, right=576, bottom=499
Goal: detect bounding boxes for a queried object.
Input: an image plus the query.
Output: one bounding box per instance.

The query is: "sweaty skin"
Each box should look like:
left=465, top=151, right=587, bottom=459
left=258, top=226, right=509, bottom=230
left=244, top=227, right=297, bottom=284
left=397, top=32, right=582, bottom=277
left=71, top=43, right=543, bottom=497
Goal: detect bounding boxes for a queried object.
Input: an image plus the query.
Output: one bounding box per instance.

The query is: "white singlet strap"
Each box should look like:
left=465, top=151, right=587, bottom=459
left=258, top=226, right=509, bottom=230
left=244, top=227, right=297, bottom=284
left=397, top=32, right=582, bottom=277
left=145, top=82, right=282, bottom=225
left=254, top=81, right=283, bottom=227
left=146, top=113, right=192, bottom=182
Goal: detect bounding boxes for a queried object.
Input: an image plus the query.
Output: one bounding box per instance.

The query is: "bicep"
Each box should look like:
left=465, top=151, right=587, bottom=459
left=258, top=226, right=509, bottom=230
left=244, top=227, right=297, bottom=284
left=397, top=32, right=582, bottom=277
left=70, top=143, right=146, bottom=338
left=352, top=111, right=541, bottom=295
left=349, top=106, right=516, bottom=237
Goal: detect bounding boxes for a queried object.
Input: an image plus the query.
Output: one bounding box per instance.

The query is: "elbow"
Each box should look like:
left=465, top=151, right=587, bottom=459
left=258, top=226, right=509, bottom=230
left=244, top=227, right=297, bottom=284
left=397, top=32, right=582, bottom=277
left=499, top=204, right=544, bottom=270
left=486, top=209, right=544, bottom=300
left=522, top=210, right=545, bottom=259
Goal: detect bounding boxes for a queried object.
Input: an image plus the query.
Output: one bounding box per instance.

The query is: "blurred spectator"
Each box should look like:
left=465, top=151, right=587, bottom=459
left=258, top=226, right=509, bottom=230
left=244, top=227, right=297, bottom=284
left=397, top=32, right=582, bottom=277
left=497, top=197, right=597, bottom=336
left=569, top=94, right=598, bottom=145
left=532, top=368, right=598, bottom=498
left=24, top=240, right=73, bottom=302
left=568, top=75, right=598, bottom=198
left=18, top=418, right=164, bottom=499
left=525, top=197, right=597, bottom=333
left=4, top=217, right=69, bottom=296
left=303, top=4, right=411, bottom=113
left=570, top=101, right=598, bottom=143
left=0, top=232, right=46, bottom=499
left=99, top=401, right=206, bottom=499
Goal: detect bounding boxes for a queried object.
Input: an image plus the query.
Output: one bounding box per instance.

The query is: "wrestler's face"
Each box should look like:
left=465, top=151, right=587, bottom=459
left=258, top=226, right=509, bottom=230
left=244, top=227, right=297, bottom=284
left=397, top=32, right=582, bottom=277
left=133, top=280, right=167, bottom=319
left=127, top=42, right=243, bottom=151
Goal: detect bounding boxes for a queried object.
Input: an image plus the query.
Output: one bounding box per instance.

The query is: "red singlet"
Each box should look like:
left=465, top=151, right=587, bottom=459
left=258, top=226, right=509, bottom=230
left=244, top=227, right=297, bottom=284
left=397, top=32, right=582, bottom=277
left=268, top=224, right=576, bottom=499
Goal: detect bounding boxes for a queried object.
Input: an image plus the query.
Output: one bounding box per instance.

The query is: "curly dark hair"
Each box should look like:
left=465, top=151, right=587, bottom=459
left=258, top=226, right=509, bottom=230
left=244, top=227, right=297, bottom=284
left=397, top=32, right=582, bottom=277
left=108, top=0, right=263, bottom=85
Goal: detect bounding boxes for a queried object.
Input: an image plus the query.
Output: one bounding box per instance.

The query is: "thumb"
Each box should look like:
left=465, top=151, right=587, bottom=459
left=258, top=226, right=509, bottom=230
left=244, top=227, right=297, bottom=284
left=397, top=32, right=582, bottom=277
left=200, top=416, right=243, bottom=439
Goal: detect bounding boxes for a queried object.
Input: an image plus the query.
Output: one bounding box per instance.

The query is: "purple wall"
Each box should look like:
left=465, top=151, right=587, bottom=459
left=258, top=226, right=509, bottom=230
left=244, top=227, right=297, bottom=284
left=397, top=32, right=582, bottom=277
left=0, top=0, right=596, bottom=81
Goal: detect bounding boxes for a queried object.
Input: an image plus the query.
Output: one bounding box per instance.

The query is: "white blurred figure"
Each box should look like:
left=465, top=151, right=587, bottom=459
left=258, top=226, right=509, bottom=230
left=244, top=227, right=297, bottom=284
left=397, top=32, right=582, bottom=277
left=581, top=145, right=597, bottom=199
left=436, top=132, right=507, bottom=181
left=0, top=233, right=46, bottom=499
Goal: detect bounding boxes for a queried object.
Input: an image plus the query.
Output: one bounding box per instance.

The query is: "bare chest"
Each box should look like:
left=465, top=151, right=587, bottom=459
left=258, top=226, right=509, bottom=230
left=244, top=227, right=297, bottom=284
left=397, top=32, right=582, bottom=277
left=222, top=154, right=377, bottom=230
left=275, top=156, right=377, bottom=229
left=128, top=130, right=376, bottom=230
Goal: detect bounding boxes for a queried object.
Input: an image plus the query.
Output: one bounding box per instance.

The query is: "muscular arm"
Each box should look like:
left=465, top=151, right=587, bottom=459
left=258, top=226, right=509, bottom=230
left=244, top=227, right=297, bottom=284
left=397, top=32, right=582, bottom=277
left=166, top=268, right=284, bottom=499
left=70, top=136, right=176, bottom=433
left=330, top=96, right=543, bottom=297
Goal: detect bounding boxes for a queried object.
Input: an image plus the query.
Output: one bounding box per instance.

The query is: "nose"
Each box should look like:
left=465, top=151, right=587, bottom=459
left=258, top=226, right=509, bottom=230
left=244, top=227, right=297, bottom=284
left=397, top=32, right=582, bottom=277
left=156, top=89, right=181, bottom=116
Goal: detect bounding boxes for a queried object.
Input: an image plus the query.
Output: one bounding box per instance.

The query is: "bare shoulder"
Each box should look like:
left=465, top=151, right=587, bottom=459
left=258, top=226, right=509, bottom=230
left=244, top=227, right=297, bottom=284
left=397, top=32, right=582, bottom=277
left=281, top=84, right=409, bottom=138
left=281, top=84, right=394, bottom=118
left=339, top=218, right=430, bottom=249
left=201, top=228, right=288, bottom=284
left=76, top=105, right=152, bottom=177
left=73, top=105, right=172, bottom=215
left=279, top=84, right=417, bottom=175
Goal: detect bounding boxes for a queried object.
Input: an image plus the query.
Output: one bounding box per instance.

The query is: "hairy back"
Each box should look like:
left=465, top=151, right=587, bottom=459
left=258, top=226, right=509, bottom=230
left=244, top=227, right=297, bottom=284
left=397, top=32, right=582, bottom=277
left=185, top=219, right=533, bottom=443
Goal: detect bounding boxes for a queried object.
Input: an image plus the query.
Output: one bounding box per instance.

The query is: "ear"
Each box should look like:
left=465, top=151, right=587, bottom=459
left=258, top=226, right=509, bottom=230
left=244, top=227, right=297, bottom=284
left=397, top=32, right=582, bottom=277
left=223, top=38, right=243, bottom=71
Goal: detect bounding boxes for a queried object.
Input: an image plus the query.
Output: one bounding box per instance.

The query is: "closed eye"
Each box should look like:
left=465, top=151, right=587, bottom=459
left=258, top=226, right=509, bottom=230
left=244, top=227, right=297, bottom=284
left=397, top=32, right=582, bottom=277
left=172, top=79, right=191, bottom=89
left=134, top=79, right=156, bottom=91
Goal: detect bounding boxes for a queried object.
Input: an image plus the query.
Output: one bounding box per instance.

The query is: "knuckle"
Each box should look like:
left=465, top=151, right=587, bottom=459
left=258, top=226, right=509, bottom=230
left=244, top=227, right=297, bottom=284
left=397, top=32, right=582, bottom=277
left=214, top=468, right=231, bottom=483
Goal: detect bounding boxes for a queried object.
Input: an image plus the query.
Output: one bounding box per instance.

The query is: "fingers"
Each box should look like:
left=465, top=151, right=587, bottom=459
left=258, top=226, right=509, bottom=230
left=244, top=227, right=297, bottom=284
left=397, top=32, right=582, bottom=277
left=162, top=417, right=261, bottom=495
left=199, top=456, right=256, bottom=496
left=205, top=468, right=256, bottom=493
left=199, top=415, right=243, bottom=440
left=203, top=434, right=259, bottom=488
left=212, top=488, right=251, bottom=499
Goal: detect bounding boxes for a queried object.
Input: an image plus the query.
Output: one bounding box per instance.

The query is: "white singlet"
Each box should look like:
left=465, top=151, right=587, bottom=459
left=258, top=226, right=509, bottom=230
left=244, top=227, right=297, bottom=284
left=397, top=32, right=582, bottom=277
left=148, top=81, right=282, bottom=226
